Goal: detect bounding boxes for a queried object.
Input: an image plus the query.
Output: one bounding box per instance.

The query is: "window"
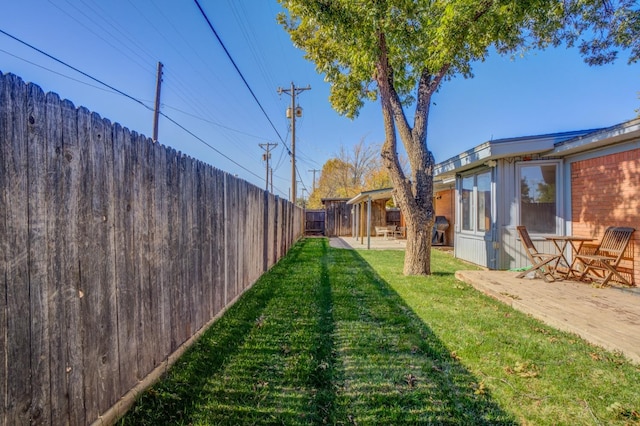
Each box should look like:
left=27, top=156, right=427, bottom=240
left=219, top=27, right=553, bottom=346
left=477, top=172, right=491, bottom=232
left=460, top=170, right=492, bottom=233
left=461, top=176, right=473, bottom=231
left=518, top=162, right=558, bottom=234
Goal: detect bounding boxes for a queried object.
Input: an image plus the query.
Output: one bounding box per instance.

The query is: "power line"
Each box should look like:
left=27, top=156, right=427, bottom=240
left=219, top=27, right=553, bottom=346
left=158, top=111, right=267, bottom=183
left=0, top=48, right=114, bottom=93
left=0, top=28, right=153, bottom=112
left=161, top=103, right=271, bottom=140
left=0, top=28, right=287, bottom=192
left=0, top=47, right=271, bottom=144
left=192, top=0, right=291, bottom=156
left=47, top=0, right=155, bottom=77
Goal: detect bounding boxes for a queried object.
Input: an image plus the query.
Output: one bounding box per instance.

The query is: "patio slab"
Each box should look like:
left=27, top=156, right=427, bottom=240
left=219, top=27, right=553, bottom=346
left=330, top=235, right=407, bottom=250
left=456, top=270, right=640, bottom=365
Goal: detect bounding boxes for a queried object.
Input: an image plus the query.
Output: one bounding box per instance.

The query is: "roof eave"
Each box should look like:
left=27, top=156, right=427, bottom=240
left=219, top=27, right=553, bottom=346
left=434, top=129, right=599, bottom=177
left=551, top=119, right=640, bottom=156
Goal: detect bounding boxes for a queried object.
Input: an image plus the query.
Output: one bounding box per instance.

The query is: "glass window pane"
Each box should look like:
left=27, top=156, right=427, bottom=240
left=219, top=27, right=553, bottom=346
left=520, top=164, right=556, bottom=233
left=477, top=171, right=491, bottom=232
left=461, top=176, right=473, bottom=231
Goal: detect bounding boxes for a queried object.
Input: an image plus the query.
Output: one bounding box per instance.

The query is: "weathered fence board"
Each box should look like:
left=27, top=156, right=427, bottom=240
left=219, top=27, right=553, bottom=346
left=3, top=73, right=31, bottom=425
left=214, top=168, right=225, bottom=314
left=27, top=82, right=51, bottom=424
left=0, top=72, right=303, bottom=425
left=59, top=97, right=86, bottom=426
left=45, top=90, right=68, bottom=425
left=0, top=78, right=6, bottom=426
left=113, top=123, right=137, bottom=391
left=154, top=141, right=171, bottom=362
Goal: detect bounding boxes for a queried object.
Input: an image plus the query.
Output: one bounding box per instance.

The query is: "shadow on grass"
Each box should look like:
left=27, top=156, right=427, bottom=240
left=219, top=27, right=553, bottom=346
left=120, top=238, right=515, bottom=425
left=329, top=247, right=515, bottom=424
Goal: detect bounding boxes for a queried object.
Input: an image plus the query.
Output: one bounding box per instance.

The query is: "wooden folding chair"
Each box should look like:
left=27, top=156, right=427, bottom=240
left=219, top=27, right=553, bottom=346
left=516, top=226, right=561, bottom=282
left=576, top=227, right=635, bottom=286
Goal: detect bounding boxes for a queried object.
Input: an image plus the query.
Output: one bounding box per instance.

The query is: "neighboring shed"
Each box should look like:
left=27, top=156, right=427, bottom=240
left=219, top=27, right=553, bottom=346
left=434, top=118, right=640, bottom=286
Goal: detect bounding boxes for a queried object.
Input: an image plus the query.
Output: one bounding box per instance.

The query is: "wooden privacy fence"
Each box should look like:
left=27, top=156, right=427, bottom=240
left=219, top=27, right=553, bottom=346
left=0, top=72, right=303, bottom=425
left=304, top=209, right=325, bottom=235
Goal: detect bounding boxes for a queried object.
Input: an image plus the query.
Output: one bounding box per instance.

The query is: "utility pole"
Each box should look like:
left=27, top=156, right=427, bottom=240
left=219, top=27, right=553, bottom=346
left=297, top=180, right=304, bottom=205
left=270, top=167, right=274, bottom=194
left=152, top=61, right=164, bottom=142
left=278, top=82, right=311, bottom=202
left=259, top=142, right=278, bottom=192
left=308, top=169, right=320, bottom=193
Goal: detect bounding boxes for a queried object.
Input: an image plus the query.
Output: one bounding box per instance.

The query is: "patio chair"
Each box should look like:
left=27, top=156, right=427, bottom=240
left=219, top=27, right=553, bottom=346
left=516, top=226, right=561, bottom=282
left=575, top=227, right=635, bottom=286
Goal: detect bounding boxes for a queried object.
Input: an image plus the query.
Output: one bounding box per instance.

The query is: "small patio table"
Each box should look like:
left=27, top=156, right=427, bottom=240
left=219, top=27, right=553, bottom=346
left=545, top=235, right=593, bottom=280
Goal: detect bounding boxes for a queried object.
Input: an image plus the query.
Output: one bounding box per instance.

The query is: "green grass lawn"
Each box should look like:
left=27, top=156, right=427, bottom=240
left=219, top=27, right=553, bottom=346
left=120, top=238, right=640, bottom=425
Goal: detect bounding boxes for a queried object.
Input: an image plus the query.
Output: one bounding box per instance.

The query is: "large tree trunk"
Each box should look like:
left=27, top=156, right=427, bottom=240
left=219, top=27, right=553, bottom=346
left=404, top=213, right=433, bottom=275
left=375, top=31, right=437, bottom=275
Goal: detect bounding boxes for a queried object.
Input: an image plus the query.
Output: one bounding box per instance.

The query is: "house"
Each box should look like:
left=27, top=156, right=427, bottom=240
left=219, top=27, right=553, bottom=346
left=433, top=118, right=640, bottom=285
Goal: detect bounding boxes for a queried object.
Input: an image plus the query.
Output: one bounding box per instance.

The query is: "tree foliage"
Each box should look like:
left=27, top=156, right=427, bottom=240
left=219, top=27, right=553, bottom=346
left=307, top=138, right=394, bottom=208
left=279, top=1, right=637, bottom=119
left=277, top=0, right=638, bottom=274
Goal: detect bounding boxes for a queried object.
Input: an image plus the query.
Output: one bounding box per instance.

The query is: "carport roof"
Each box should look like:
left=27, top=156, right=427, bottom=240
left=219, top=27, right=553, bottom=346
left=346, top=187, right=394, bottom=205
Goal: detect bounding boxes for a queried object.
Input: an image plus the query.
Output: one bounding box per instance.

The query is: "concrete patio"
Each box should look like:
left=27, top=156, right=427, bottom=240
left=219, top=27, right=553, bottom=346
left=329, top=237, right=640, bottom=365
left=329, top=235, right=408, bottom=250
left=457, top=270, right=640, bottom=364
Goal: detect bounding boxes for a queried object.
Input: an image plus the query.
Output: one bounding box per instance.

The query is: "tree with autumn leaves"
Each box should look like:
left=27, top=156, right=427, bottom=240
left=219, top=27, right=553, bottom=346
left=278, top=0, right=639, bottom=275
left=306, top=138, right=400, bottom=209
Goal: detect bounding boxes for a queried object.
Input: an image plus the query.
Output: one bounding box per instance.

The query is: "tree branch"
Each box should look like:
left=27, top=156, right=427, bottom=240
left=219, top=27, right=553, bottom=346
left=412, top=65, right=450, bottom=142
left=375, top=29, right=416, bottom=211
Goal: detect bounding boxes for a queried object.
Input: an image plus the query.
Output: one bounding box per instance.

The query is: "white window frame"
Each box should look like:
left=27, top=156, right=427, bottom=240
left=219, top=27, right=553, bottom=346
left=516, top=160, right=563, bottom=235
left=458, top=168, right=493, bottom=236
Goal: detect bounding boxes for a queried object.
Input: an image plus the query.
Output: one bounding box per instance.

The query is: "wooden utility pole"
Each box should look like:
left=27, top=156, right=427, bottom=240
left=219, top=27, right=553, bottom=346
left=270, top=167, right=274, bottom=194
left=308, top=169, right=320, bottom=193
left=277, top=82, right=310, bottom=202
left=259, top=142, right=278, bottom=192
left=152, top=61, right=164, bottom=142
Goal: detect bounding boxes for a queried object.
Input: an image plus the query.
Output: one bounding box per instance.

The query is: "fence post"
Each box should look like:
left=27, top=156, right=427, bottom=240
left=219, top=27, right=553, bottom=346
left=263, top=190, right=269, bottom=272
left=223, top=172, right=228, bottom=305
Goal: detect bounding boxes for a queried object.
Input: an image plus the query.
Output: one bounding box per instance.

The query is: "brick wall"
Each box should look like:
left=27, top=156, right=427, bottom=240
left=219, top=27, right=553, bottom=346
left=571, top=148, right=640, bottom=285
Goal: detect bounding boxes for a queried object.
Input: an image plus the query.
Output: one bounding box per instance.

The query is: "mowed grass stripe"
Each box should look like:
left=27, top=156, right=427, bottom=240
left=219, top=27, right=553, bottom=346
left=120, top=238, right=640, bottom=425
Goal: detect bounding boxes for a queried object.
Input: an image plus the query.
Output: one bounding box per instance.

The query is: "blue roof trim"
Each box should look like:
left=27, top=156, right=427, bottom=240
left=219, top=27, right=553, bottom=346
left=550, top=119, right=640, bottom=155
left=434, top=129, right=600, bottom=176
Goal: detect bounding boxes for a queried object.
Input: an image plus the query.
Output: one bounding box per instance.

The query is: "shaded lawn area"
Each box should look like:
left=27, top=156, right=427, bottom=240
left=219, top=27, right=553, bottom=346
left=120, top=238, right=640, bottom=425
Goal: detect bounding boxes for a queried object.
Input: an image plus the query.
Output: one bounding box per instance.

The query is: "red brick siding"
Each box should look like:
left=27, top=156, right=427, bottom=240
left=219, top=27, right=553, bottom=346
left=571, top=148, right=640, bottom=285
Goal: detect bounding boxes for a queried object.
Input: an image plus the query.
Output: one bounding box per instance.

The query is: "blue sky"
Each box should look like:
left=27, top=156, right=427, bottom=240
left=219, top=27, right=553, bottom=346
left=1, top=0, right=638, bottom=200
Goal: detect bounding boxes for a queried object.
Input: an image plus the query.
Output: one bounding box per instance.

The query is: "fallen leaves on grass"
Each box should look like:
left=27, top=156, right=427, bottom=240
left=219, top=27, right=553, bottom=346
left=606, top=402, right=640, bottom=420
left=505, top=361, right=539, bottom=378
left=473, top=381, right=487, bottom=396
left=404, top=373, right=417, bottom=388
